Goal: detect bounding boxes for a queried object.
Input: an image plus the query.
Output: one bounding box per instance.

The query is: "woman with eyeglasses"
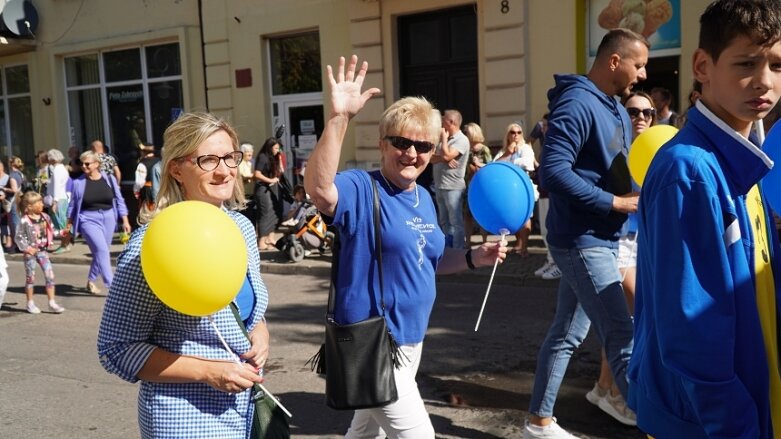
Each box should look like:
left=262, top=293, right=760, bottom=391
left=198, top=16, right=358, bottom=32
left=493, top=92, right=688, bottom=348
left=495, top=123, right=537, bottom=256
left=305, top=55, right=507, bottom=438
left=584, top=91, right=656, bottom=426
left=98, top=113, right=270, bottom=439
left=64, top=150, right=131, bottom=294
left=253, top=137, right=283, bottom=250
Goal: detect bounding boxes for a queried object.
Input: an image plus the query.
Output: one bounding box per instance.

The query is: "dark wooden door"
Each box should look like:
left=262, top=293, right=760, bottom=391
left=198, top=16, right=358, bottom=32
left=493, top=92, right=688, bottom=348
left=398, top=5, right=479, bottom=125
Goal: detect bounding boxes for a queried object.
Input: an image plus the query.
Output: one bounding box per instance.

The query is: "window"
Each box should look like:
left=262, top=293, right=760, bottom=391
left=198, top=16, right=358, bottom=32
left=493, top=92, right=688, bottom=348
left=0, top=65, right=33, bottom=167
left=64, top=42, right=184, bottom=181
left=269, top=32, right=322, bottom=95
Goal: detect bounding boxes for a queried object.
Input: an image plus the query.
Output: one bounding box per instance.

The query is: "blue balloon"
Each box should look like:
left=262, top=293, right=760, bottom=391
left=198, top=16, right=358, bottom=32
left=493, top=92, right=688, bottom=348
left=467, top=162, right=535, bottom=235
left=764, top=122, right=781, bottom=213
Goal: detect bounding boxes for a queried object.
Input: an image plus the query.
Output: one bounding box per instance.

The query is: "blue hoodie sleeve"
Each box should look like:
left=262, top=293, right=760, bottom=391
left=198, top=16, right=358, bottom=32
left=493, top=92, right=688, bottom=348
left=644, top=174, right=759, bottom=437
left=540, top=94, right=615, bottom=216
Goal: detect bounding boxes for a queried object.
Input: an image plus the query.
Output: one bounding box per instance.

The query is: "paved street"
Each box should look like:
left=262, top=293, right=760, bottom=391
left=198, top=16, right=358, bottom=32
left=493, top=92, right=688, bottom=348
left=0, top=259, right=644, bottom=438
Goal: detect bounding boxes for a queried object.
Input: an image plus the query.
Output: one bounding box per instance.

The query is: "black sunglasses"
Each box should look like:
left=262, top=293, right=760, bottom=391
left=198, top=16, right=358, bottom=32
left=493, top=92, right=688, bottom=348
left=626, top=107, right=656, bottom=119
left=384, top=136, right=435, bottom=154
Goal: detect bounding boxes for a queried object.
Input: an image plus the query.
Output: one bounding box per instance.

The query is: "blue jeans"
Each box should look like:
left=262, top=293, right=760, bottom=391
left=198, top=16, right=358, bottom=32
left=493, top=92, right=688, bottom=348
left=435, top=188, right=465, bottom=249
left=528, top=244, right=634, bottom=418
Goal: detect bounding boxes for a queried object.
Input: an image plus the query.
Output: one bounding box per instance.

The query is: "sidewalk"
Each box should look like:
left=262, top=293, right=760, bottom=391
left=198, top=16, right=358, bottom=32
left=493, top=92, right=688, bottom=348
left=6, top=233, right=557, bottom=287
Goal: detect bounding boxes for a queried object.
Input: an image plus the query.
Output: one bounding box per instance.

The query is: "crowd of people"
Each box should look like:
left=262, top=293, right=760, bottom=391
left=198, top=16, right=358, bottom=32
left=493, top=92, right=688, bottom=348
left=1, top=1, right=779, bottom=438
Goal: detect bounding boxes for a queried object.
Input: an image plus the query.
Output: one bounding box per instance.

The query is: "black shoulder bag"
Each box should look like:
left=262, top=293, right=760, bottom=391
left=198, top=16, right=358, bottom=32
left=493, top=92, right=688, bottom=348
left=307, top=178, right=404, bottom=410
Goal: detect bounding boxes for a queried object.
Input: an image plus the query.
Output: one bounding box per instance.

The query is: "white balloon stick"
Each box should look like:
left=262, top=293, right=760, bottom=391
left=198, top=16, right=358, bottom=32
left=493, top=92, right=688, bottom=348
left=474, top=229, right=508, bottom=332
left=757, top=119, right=766, bottom=145
left=208, top=316, right=293, bottom=418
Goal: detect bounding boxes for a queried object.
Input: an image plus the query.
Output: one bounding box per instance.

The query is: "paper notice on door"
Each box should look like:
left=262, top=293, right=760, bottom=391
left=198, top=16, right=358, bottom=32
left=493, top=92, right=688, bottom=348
left=298, top=134, right=318, bottom=150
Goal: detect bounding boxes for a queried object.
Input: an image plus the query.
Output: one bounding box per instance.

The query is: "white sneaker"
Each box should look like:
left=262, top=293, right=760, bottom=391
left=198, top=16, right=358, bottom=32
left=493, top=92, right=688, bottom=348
left=585, top=382, right=608, bottom=406
left=523, top=417, right=578, bottom=439
left=541, top=265, right=562, bottom=280
left=597, top=392, right=637, bottom=426
left=48, top=302, right=66, bottom=314
left=27, top=301, right=41, bottom=314
left=534, top=261, right=554, bottom=277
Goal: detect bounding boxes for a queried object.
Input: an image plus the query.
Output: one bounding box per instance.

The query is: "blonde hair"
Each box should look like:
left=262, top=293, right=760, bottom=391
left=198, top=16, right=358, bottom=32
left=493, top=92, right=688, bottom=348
left=138, top=112, right=245, bottom=224
left=17, top=190, right=42, bottom=214
left=501, top=122, right=525, bottom=153
left=9, top=156, right=23, bottom=170
left=79, top=150, right=98, bottom=164
left=378, top=97, right=440, bottom=144
left=463, top=122, right=485, bottom=144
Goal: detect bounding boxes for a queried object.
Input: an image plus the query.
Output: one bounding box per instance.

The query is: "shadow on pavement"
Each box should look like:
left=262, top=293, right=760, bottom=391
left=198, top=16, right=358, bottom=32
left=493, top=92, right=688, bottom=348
left=278, top=391, right=352, bottom=436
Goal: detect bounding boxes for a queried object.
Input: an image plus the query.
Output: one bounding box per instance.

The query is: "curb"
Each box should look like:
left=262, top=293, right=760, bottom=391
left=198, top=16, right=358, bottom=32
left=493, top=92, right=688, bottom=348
left=6, top=244, right=561, bottom=287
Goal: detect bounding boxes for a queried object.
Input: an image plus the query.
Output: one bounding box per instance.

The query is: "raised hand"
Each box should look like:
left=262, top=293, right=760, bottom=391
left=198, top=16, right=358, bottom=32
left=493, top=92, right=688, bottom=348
left=326, top=55, right=381, bottom=119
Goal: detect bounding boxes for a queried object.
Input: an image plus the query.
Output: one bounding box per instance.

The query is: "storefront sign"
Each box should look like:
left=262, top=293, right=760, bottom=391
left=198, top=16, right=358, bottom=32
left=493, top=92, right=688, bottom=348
left=108, top=90, right=144, bottom=103
left=588, top=0, right=680, bottom=58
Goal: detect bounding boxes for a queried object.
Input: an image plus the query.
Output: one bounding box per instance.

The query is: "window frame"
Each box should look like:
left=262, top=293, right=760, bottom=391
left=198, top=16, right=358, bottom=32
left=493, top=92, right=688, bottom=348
left=63, top=42, right=184, bottom=181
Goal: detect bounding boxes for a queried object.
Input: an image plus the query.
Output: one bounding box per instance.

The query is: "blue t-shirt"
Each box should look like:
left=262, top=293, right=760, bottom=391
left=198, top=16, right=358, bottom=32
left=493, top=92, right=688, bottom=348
left=330, top=170, right=445, bottom=345
left=235, top=275, right=255, bottom=323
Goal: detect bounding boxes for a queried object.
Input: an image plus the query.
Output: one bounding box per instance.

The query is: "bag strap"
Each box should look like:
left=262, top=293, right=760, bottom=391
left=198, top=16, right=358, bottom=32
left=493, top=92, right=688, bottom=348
left=372, top=178, right=386, bottom=313
left=230, top=302, right=251, bottom=339
left=325, top=174, right=384, bottom=318
left=229, top=302, right=280, bottom=435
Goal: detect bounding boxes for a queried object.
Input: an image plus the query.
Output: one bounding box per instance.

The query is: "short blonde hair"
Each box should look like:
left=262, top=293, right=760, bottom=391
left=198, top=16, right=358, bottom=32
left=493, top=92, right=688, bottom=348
left=139, top=112, right=245, bottom=224
left=80, top=150, right=98, bottom=163
left=463, top=122, right=485, bottom=144
left=378, top=97, right=440, bottom=145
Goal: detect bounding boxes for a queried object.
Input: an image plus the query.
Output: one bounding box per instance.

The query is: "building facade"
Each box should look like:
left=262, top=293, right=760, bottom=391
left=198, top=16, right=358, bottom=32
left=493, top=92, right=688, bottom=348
left=7, top=0, right=707, bottom=183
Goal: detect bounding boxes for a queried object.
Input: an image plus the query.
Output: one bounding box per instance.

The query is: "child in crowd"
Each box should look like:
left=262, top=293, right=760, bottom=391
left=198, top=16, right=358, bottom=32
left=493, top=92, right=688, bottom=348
left=281, top=185, right=309, bottom=227
left=628, top=1, right=781, bottom=437
left=14, top=191, right=65, bottom=314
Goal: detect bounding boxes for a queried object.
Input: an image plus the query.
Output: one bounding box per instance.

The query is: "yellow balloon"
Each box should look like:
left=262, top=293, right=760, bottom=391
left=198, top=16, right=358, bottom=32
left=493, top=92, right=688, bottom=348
left=628, top=124, right=679, bottom=187
left=141, top=201, right=248, bottom=316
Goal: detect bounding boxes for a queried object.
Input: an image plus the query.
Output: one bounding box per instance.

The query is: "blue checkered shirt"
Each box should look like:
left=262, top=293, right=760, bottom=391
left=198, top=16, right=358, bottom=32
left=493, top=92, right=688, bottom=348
left=97, top=210, right=268, bottom=438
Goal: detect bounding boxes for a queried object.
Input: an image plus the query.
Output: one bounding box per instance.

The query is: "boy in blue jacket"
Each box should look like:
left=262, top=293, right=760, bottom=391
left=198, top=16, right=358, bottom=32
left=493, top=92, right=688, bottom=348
left=628, top=1, right=781, bottom=438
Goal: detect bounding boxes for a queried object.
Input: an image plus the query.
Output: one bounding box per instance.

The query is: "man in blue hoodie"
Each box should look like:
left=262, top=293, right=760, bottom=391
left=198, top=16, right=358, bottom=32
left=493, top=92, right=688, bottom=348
left=628, top=1, right=781, bottom=438
left=523, top=28, right=648, bottom=439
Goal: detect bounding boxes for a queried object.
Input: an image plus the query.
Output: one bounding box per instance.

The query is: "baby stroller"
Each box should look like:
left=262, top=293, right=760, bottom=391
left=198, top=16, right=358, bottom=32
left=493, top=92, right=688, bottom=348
left=275, top=201, right=334, bottom=262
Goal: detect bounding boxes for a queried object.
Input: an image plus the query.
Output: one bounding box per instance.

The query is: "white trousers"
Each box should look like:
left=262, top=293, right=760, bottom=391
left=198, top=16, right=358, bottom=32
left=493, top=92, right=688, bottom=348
left=345, top=343, right=435, bottom=439
left=0, top=266, right=8, bottom=309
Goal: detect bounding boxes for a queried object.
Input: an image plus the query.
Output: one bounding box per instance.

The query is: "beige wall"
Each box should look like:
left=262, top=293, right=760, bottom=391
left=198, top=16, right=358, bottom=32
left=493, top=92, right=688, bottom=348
left=3, top=0, right=714, bottom=169
left=2, top=0, right=203, bottom=156
left=527, top=0, right=578, bottom=135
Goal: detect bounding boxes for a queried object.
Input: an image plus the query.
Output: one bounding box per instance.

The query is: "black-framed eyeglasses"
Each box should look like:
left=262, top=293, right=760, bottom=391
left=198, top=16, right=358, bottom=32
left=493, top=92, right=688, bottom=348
left=626, top=107, right=656, bottom=119
left=81, top=161, right=95, bottom=167
left=184, top=151, right=243, bottom=171
left=384, top=136, right=435, bottom=154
